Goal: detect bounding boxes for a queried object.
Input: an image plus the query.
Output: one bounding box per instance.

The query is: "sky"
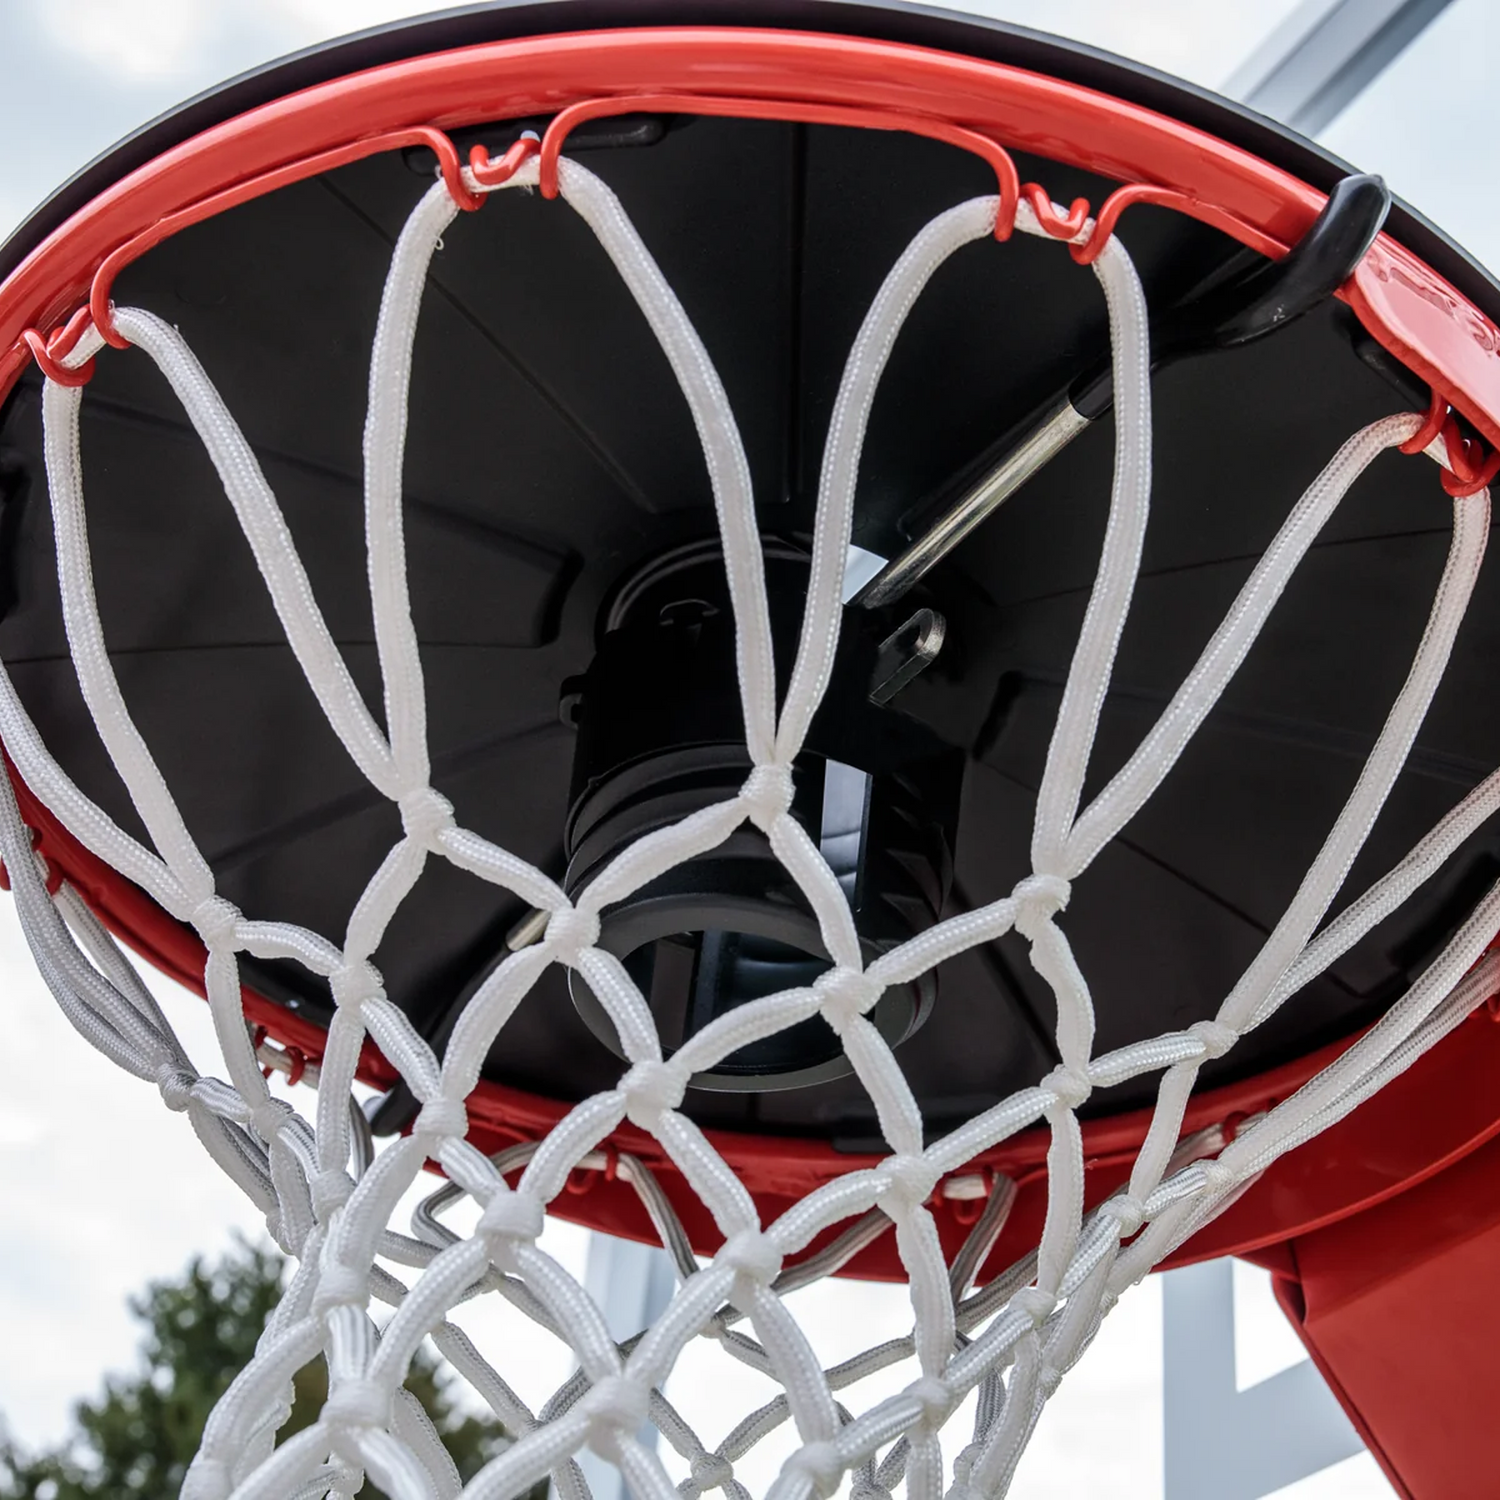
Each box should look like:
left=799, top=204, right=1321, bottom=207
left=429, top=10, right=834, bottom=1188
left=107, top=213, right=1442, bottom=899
left=5, top=0, right=1493, bottom=1494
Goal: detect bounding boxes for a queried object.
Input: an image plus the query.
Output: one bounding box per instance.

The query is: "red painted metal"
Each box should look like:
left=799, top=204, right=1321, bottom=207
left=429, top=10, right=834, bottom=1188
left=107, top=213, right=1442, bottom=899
left=536, top=89, right=1021, bottom=237
left=4, top=25, right=1500, bottom=1305
left=0, top=29, right=1495, bottom=442
left=1251, top=1130, right=1500, bottom=1498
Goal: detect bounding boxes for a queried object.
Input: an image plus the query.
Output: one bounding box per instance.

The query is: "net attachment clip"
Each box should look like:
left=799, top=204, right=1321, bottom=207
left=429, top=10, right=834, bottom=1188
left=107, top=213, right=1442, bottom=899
left=857, top=171, right=1394, bottom=608
left=11, top=123, right=500, bottom=381
left=18, top=307, right=97, bottom=388
left=1400, top=388, right=1500, bottom=497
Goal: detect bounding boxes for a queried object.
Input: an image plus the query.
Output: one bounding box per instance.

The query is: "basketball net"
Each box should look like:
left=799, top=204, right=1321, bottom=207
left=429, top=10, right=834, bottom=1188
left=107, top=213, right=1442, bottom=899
left=3, top=148, right=1497, bottom=1500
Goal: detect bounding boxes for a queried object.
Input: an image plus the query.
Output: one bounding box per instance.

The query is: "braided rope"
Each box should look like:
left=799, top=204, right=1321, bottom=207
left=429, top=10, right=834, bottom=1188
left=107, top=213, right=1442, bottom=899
left=3, top=149, right=1498, bottom=1500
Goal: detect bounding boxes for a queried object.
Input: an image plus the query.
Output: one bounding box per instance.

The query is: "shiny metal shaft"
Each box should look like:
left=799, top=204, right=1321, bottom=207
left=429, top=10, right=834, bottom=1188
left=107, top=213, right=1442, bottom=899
left=858, top=396, right=1091, bottom=609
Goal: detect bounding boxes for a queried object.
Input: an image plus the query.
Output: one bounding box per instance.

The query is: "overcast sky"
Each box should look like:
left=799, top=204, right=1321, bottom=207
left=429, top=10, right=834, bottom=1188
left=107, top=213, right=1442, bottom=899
left=5, top=0, right=1490, bottom=1494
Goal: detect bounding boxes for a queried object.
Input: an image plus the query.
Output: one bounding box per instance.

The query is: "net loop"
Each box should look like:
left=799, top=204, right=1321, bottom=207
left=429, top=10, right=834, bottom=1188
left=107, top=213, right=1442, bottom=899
left=193, top=893, right=242, bottom=950
left=740, top=762, right=796, bottom=830
left=397, top=786, right=455, bottom=848
left=1188, top=1018, right=1239, bottom=1061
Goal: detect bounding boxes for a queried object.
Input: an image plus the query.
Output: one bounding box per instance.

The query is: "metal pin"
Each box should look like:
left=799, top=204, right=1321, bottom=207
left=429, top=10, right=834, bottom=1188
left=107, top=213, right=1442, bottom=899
left=506, top=907, right=550, bottom=951
left=857, top=398, right=1089, bottom=609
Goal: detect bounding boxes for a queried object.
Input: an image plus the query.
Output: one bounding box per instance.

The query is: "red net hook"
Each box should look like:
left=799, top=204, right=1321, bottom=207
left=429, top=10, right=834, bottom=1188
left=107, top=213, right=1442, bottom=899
left=86, top=125, right=479, bottom=350
left=468, top=133, right=541, bottom=189
left=1399, top=388, right=1448, bottom=456
left=18, top=307, right=97, bottom=387
left=1439, top=416, right=1500, bottom=497
left=1400, top=389, right=1500, bottom=497
left=1071, top=181, right=1287, bottom=267
left=1022, top=183, right=1090, bottom=242
left=538, top=92, right=1021, bottom=240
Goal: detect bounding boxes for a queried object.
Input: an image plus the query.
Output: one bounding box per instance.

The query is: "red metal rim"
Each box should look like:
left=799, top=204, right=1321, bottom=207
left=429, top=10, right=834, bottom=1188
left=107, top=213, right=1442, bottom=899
left=5, top=24, right=1500, bottom=1278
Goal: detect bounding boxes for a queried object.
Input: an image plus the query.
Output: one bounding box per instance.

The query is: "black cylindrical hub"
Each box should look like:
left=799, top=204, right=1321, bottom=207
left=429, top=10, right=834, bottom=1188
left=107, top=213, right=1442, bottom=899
left=563, top=541, right=963, bottom=1090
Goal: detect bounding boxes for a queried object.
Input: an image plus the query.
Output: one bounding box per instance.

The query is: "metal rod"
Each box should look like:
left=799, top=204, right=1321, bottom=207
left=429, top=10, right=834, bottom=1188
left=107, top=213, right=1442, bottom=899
left=857, top=396, right=1089, bottom=609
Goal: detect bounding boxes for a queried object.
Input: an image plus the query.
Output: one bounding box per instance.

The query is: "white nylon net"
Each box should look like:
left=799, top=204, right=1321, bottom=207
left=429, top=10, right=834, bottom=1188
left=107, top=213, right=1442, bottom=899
left=4, top=149, right=1499, bottom=1500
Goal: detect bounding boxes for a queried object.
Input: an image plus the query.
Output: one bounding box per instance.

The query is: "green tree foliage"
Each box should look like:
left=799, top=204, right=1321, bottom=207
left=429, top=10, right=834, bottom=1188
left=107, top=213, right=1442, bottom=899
left=0, top=1237, right=516, bottom=1499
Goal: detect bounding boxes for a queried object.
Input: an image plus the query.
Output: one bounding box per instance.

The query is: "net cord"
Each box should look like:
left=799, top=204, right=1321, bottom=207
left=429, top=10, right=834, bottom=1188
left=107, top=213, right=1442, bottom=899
left=0, top=147, right=1494, bottom=1500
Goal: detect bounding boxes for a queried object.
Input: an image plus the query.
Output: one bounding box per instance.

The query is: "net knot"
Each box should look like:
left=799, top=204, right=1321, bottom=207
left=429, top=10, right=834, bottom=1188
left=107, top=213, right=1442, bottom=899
left=544, top=905, right=601, bottom=965
left=323, top=1377, right=392, bottom=1433
left=155, top=1061, right=197, bottom=1112
left=814, top=966, right=881, bottom=1035
left=251, top=1097, right=296, bottom=1142
left=878, top=1153, right=938, bottom=1215
left=311, top=1168, right=354, bottom=1218
left=740, top=763, right=795, bottom=830
left=1011, top=873, right=1070, bottom=941
left=414, top=1097, right=468, bottom=1145
left=580, top=1374, right=650, bottom=1448
left=718, top=1228, right=783, bottom=1288
left=1189, top=1018, right=1238, bottom=1061
left=1102, top=1192, right=1146, bottom=1239
left=192, top=894, right=241, bottom=951
left=786, top=1439, right=845, bottom=1499
left=905, top=1375, right=956, bottom=1428
left=691, top=1452, right=735, bottom=1491
left=312, top=1262, right=368, bottom=1316
left=331, top=958, right=383, bottom=1008
left=620, top=1058, right=688, bottom=1131
left=398, top=786, right=455, bottom=847
left=1012, top=1285, right=1057, bottom=1325
left=1041, top=1064, right=1092, bottom=1112
left=478, top=1188, right=545, bottom=1265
